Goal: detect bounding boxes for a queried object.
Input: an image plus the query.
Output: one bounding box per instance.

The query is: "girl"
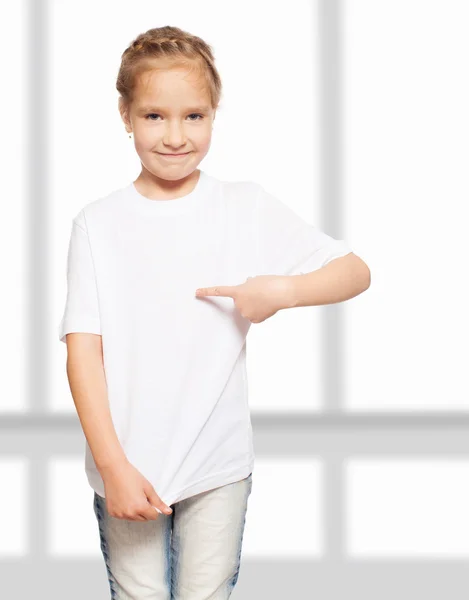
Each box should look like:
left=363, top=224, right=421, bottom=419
left=59, top=25, right=368, bottom=600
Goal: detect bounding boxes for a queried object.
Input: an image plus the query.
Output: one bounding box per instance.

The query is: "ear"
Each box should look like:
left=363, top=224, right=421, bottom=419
left=118, top=98, right=131, bottom=132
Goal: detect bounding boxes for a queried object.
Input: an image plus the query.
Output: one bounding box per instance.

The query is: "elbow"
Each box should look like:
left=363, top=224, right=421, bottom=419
left=363, top=266, right=371, bottom=290
left=350, top=254, right=371, bottom=291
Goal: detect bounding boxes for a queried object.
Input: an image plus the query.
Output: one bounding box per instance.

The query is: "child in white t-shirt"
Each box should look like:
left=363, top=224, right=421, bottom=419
left=60, top=24, right=368, bottom=600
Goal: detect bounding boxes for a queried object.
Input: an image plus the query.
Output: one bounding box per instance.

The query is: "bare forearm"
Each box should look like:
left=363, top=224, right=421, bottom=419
left=282, top=253, right=371, bottom=309
left=66, top=334, right=128, bottom=474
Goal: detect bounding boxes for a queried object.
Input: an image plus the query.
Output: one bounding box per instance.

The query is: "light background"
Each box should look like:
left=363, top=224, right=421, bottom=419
left=1, top=0, right=469, bottom=598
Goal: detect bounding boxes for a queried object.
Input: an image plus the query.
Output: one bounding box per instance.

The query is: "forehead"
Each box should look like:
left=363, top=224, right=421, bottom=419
left=135, top=67, right=210, bottom=107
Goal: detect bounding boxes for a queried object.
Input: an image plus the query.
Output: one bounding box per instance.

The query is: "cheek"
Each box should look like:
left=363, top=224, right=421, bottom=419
left=195, top=130, right=213, bottom=152
left=134, top=131, right=153, bottom=151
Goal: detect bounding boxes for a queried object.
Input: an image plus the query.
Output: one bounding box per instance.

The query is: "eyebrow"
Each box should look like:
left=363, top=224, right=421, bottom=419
left=137, top=105, right=211, bottom=114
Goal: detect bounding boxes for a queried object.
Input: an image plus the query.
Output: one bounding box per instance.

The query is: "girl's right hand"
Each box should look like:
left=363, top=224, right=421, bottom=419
left=100, top=459, right=173, bottom=521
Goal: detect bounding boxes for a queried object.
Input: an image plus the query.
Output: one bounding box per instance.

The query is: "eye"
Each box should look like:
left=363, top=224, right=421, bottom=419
left=144, top=113, right=204, bottom=121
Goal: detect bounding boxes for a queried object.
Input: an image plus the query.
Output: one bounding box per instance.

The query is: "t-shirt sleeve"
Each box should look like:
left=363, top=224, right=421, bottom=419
left=255, top=184, right=353, bottom=276
left=58, top=210, right=101, bottom=343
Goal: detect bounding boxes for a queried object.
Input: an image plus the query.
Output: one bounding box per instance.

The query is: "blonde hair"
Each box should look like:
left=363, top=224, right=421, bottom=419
left=117, top=26, right=222, bottom=113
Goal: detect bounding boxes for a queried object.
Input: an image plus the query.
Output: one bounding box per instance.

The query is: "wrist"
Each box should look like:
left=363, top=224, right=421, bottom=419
left=96, top=454, right=129, bottom=476
left=278, top=275, right=298, bottom=310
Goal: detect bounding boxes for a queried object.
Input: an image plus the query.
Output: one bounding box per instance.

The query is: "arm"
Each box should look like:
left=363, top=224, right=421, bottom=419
left=65, top=332, right=128, bottom=475
left=281, top=252, right=371, bottom=309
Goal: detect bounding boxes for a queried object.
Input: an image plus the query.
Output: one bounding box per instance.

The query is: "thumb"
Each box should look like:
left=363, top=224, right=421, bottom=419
left=147, top=486, right=173, bottom=515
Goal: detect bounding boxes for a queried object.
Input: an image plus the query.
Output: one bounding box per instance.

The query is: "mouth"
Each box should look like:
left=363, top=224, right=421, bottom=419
left=157, top=151, right=192, bottom=157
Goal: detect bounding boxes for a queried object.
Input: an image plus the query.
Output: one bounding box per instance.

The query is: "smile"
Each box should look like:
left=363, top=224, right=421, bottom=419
left=157, top=152, right=191, bottom=158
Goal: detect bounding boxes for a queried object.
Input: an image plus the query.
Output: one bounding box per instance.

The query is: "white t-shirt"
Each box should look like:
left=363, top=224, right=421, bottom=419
left=58, top=170, right=352, bottom=506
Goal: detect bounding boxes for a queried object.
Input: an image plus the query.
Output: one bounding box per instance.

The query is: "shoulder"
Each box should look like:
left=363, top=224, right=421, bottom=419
left=207, top=173, right=262, bottom=209
left=71, top=186, right=128, bottom=232
left=217, top=175, right=260, bottom=196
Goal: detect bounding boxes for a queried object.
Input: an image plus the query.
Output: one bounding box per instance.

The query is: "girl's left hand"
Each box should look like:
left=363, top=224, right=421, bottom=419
left=195, top=275, right=293, bottom=324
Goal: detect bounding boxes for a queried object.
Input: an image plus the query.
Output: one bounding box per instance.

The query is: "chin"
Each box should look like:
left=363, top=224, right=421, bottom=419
left=149, top=165, right=200, bottom=181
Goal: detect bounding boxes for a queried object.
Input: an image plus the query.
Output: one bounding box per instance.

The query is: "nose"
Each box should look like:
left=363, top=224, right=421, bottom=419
left=163, top=121, right=187, bottom=150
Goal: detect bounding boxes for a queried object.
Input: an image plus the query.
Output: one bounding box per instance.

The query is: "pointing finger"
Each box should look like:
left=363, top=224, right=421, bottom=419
left=195, top=286, right=237, bottom=298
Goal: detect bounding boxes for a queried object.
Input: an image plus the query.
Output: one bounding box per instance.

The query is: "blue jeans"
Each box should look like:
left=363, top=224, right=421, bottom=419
left=93, top=472, right=253, bottom=599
